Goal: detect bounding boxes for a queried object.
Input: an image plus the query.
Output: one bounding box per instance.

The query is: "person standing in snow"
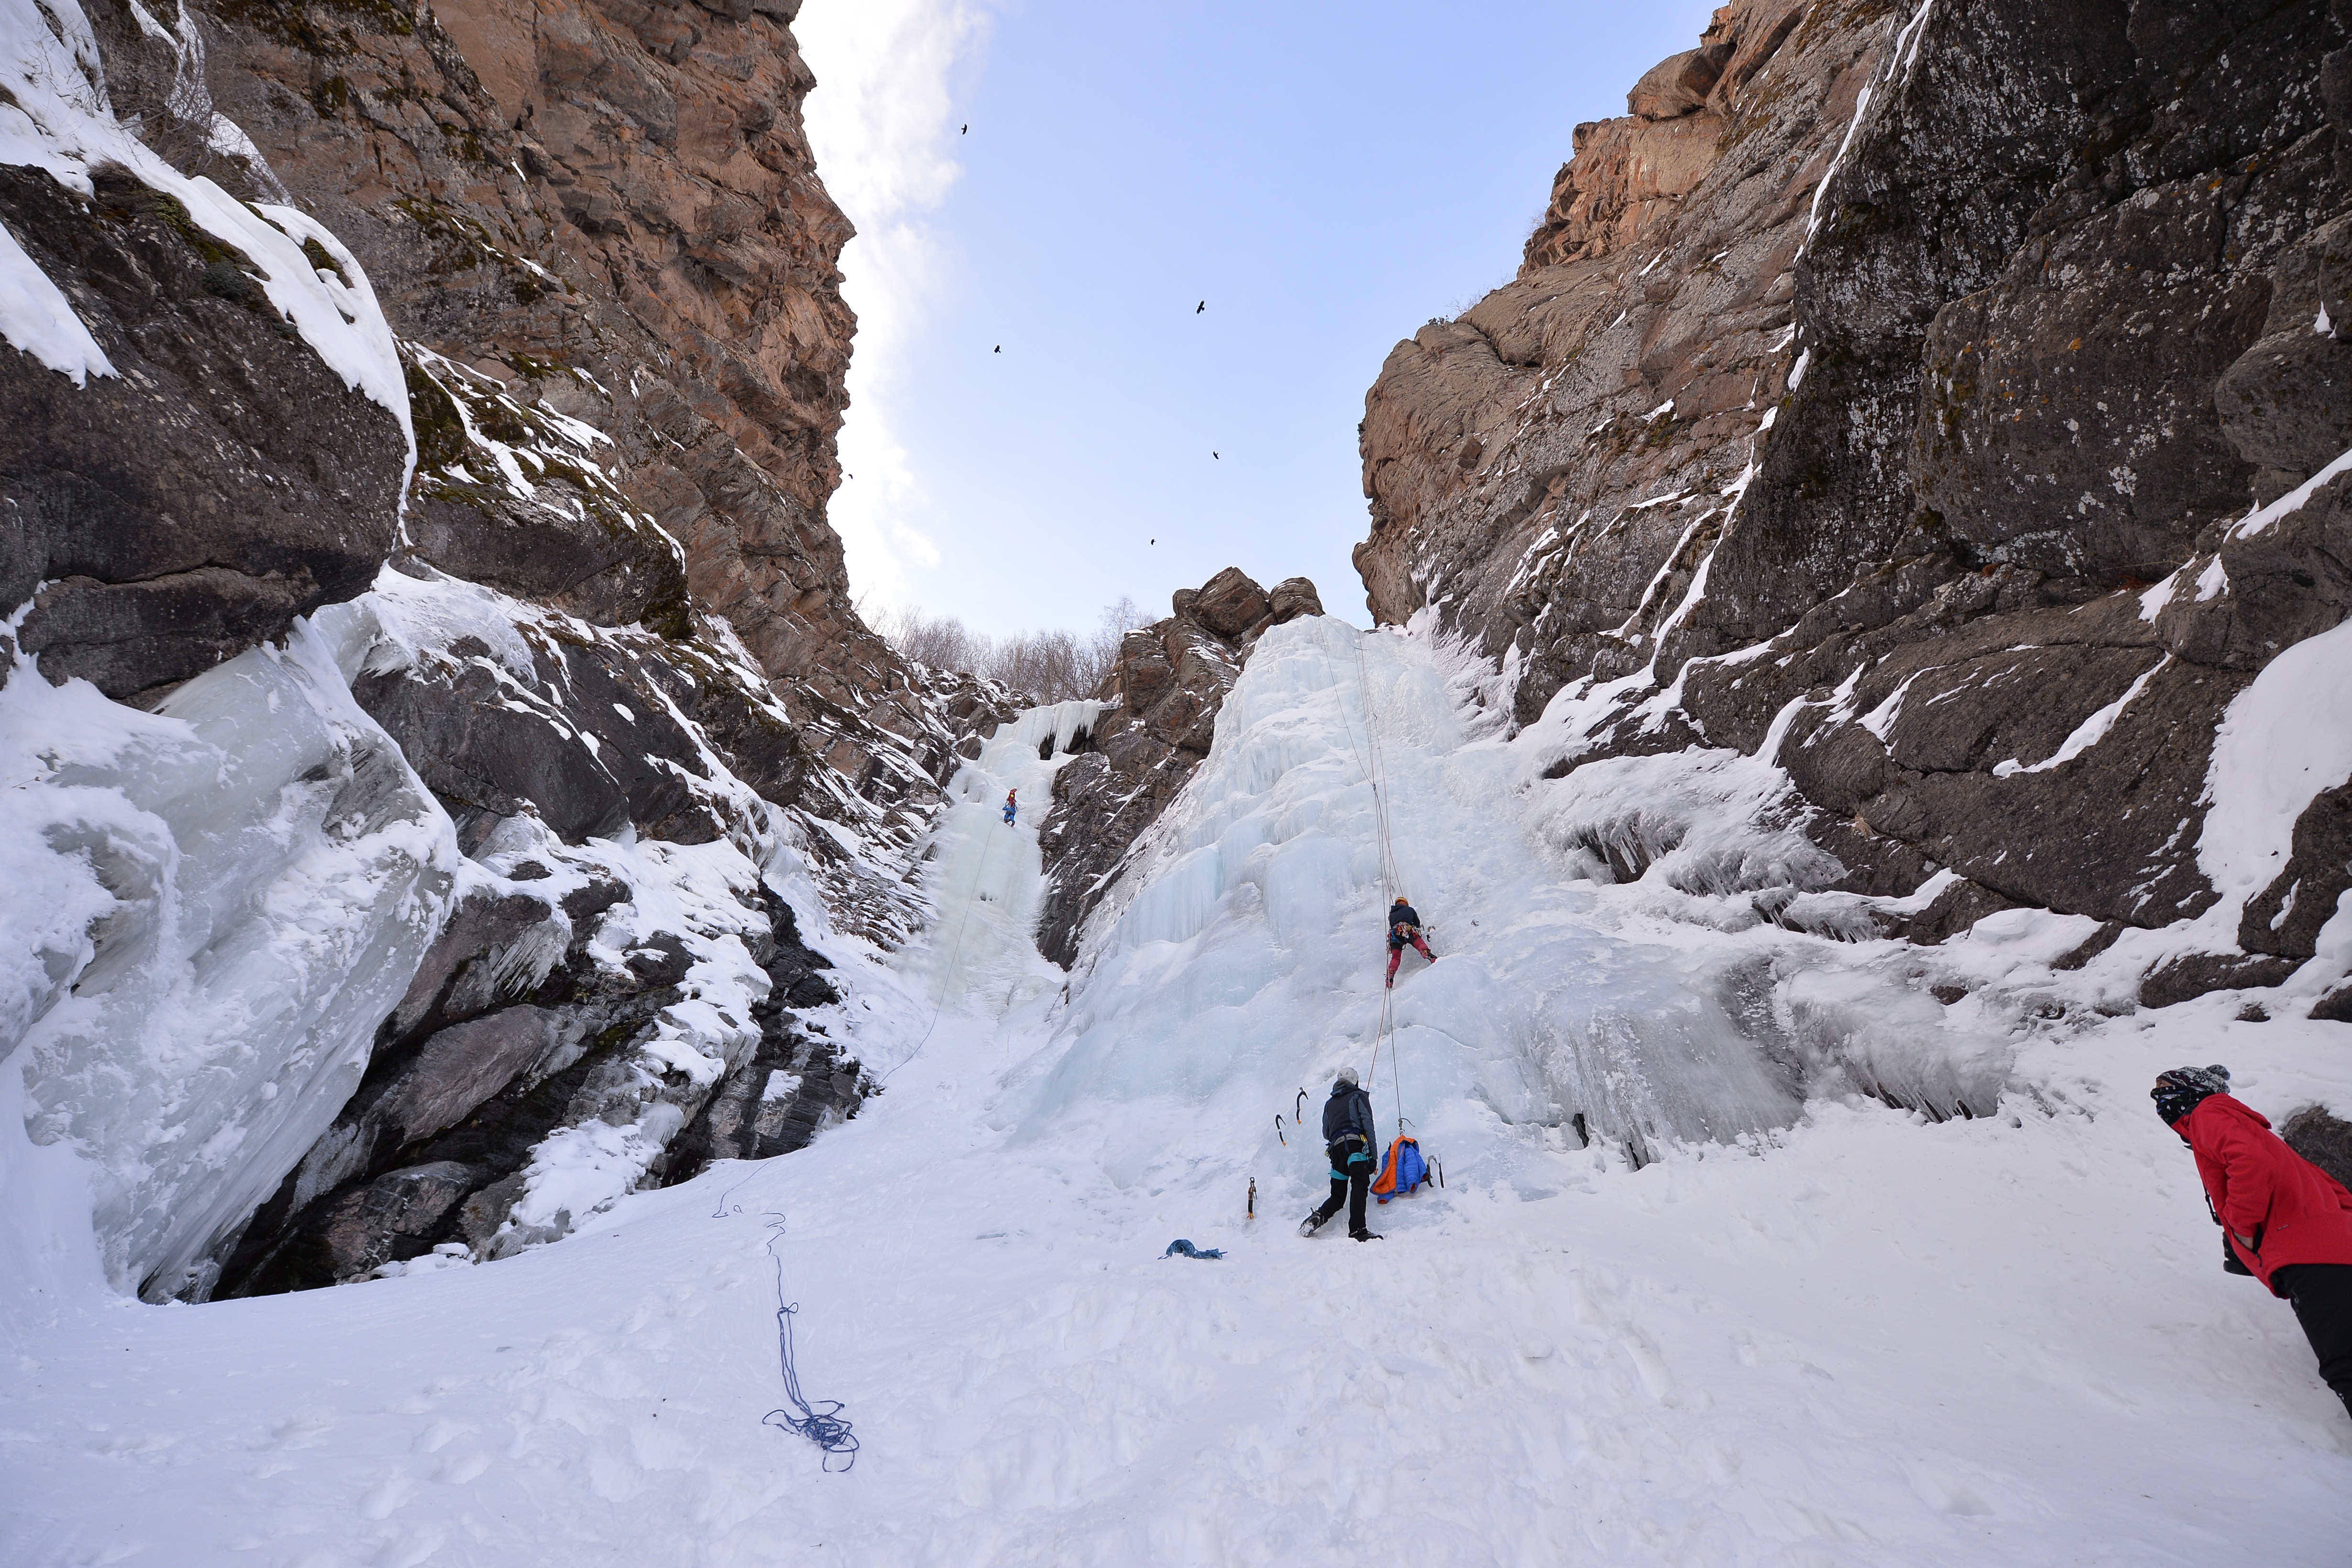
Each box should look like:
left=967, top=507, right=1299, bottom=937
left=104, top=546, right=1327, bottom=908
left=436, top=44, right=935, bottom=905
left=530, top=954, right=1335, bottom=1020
left=1300, top=1066, right=1382, bottom=1241
left=1002, top=788, right=1017, bottom=826
left=1384, top=896, right=1434, bottom=989
left=2155, top=1065, right=2352, bottom=1420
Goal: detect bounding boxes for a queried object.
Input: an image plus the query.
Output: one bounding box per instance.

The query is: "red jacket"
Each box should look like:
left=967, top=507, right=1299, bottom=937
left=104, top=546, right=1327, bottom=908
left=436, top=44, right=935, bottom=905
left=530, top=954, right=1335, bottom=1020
left=2177, top=1094, right=2352, bottom=1290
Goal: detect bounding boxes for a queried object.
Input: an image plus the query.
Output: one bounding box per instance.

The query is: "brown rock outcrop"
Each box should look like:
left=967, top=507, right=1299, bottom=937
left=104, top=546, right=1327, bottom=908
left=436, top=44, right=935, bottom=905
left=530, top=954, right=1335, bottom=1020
left=1358, top=0, right=2352, bottom=971
left=1034, top=571, right=1324, bottom=967
left=1520, top=1, right=1806, bottom=271
left=94, top=0, right=952, bottom=803
left=1358, top=0, right=1877, bottom=677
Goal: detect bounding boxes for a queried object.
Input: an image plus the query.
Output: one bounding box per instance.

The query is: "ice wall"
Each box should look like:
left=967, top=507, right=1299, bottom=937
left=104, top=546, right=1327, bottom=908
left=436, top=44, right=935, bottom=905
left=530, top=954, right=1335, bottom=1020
left=1027, top=617, right=2049, bottom=1208
left=891, top=701, right=1106, bottom=1055
left=0, top=622, right=458, bottom=1301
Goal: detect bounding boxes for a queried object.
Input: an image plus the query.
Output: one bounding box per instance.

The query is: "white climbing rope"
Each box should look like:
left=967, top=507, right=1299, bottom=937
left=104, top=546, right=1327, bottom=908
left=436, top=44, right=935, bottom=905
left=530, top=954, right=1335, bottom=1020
left=1341, top=632, right=1411, bottom=1134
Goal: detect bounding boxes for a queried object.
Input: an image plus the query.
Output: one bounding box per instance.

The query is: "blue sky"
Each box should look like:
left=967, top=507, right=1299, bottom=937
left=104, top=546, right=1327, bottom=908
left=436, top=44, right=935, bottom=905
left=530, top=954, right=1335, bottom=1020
left=798, top=1, right=1720, bottom=636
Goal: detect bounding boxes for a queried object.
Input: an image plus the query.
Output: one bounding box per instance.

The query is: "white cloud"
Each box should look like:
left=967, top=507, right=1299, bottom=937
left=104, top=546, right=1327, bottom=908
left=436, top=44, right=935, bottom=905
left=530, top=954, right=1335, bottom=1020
left=796, top=0, right=985, bottom=609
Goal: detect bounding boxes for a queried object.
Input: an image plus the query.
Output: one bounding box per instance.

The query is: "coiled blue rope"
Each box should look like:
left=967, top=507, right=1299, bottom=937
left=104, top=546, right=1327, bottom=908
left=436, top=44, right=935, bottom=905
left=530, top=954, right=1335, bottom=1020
left=763, top=1296, right=859, bottom=1471
left=716, top=1200, right=859, bottom=1472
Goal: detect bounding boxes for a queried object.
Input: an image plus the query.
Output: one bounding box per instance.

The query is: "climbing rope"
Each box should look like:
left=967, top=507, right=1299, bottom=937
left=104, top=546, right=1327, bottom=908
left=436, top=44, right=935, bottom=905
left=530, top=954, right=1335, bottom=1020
left=709, top=1193, right=860, bottom=1471
left=1340, top=632, right=1411, bottom=1136
left=1372, top=981, right=1407, bottom=1132
left=1354, top=636, right=1404, bottom=902
left=754, top=1213, right=859, bottom=1470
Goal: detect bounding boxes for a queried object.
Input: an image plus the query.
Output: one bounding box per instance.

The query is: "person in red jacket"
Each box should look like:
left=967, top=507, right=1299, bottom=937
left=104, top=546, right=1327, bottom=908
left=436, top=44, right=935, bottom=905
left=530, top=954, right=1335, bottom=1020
left=2155, top=1065, right=2352, bottom=1420
left=1383, top=897, right=1434, bottom=989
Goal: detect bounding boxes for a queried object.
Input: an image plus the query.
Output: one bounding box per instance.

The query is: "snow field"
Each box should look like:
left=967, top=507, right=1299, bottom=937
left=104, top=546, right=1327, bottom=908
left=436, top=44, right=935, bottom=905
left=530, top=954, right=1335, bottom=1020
left=5, top=616, right=2351, bottom=1565
left=3, top=974, right=2346, bottom=1565
left=880, top=700, right=1104, bottom=1071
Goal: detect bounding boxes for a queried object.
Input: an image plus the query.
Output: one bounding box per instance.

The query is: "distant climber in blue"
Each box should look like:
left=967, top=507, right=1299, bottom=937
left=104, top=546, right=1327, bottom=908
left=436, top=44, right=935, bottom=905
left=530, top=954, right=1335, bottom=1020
left=1299, top=1066, right=1382, bottom=1241
left=1002, top=788, right=1017, bottom=826
left=1383, top=896, right=1434, bottom=988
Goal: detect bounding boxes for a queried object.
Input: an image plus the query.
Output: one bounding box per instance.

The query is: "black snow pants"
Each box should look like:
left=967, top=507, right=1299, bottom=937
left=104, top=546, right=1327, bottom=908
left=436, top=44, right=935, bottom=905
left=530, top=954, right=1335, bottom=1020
left=2274, top=1262, right=2352, bottom=1419
left=1313, top=1139, right=1372, bottom=1234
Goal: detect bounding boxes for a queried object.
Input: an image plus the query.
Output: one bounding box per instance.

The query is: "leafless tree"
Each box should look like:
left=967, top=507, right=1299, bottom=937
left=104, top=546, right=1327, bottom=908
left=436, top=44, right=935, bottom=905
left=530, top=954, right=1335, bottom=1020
left=88, top=0, right=286, bottom=198
left=879, top=606, right=989, bottom=676
left=882, top=596, right=1153, bottom=705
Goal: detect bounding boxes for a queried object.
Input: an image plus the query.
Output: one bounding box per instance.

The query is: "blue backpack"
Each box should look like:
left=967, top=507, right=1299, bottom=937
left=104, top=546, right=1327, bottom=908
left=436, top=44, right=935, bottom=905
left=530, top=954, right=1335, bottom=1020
left=1372, top=1136, right=1430, bottom=1203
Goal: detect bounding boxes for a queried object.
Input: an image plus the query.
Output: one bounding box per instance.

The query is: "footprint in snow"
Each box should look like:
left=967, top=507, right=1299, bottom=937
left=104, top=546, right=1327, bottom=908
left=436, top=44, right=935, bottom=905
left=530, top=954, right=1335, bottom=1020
left=437, top=1452, right=492, bottom=1485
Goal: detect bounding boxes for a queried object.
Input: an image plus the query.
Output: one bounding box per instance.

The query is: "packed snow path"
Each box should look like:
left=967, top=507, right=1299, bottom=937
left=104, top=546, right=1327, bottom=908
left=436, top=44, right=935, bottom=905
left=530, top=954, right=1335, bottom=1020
left=6, top=621, right=2351, bottom=1566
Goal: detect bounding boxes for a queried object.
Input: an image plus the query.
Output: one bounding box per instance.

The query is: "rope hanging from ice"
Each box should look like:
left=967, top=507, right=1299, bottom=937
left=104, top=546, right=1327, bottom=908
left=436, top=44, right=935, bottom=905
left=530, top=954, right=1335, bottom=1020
left=1346, top=634, right=1410, bottom=1132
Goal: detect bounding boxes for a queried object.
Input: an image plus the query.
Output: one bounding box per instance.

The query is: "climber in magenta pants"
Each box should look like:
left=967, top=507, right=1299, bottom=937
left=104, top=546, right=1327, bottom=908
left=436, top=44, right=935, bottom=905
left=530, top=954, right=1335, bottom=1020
left=1384, top=896, right=1433, bottom=988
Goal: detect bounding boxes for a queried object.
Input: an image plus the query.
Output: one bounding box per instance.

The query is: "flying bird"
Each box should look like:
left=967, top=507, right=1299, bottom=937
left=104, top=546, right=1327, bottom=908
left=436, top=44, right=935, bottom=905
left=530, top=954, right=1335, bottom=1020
left=961, top=124, right=969, bottom=134
left=1150, top=537, right=1156, bottom=545
left=993, top=345, right=1000, bottom=353
left=1196, top=300, right=1205, bottom=314
left=1213, top=451, right=1220, bottom=459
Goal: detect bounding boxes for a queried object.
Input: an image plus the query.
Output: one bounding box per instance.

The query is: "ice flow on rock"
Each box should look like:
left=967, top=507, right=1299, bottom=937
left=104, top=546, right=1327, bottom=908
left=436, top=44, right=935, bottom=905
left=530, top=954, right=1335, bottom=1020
left=1017, top=615, right=1845, bottom=1202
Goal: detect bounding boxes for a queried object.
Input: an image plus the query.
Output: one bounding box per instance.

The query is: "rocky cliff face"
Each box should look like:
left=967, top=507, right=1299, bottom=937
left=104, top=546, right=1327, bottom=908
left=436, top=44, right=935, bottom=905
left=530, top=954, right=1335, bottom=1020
left=0, top=162, right=408, bottom=704
left=71, top=0, right=959, bottom=797
left=1358, top=0, right=2352, bottom=1006
left=1, top=0, right=1007, bottom=1299
left=1035, top=569, right=1324, bottom=966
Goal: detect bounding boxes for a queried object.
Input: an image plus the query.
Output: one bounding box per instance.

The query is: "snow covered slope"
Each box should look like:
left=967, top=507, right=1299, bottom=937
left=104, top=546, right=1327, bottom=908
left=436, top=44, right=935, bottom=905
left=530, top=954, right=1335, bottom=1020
left=4, top=619, right=2351, bottom=1565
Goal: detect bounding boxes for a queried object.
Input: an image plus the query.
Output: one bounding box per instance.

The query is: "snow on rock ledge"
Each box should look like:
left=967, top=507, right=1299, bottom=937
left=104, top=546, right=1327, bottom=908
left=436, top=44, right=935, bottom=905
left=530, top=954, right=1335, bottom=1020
left=0, top=0, right=412, bottom=450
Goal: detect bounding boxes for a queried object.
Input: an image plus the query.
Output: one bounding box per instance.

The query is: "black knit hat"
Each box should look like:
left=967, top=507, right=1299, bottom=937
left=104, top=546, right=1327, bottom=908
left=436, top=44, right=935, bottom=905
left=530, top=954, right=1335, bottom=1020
left=2152, top=1065, right=2232, bottom=1127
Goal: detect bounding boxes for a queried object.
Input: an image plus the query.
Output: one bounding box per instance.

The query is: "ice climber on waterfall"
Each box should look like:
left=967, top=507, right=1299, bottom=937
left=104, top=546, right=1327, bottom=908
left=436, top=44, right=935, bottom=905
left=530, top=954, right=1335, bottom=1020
left=1384, top=896, right=1433, bottom=988
left=2154, top=1065, right=2352, bottom=1421
left=1003, top=789, right=1017, bottom=826
left=1300, top=1066, right=1383, bottom=1241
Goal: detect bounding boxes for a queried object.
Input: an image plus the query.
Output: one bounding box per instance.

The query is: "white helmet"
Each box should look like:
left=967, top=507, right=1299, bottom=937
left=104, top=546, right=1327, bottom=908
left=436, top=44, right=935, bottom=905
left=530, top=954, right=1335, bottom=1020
left=1334, top=1065, right=1359, bottom=1088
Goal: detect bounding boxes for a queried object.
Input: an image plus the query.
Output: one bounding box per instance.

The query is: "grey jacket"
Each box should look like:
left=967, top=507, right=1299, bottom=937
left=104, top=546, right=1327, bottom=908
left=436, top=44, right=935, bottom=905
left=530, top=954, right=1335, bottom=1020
left=1322, top=1083, right=1376, bottom=1149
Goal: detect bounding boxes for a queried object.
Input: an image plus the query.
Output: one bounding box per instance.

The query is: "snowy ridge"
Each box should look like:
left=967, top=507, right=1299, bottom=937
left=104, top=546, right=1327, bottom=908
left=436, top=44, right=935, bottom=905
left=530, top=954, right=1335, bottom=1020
left=0, top=557, right=924, bottom=1301
left=312, top=571, right=914, bottom=1258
